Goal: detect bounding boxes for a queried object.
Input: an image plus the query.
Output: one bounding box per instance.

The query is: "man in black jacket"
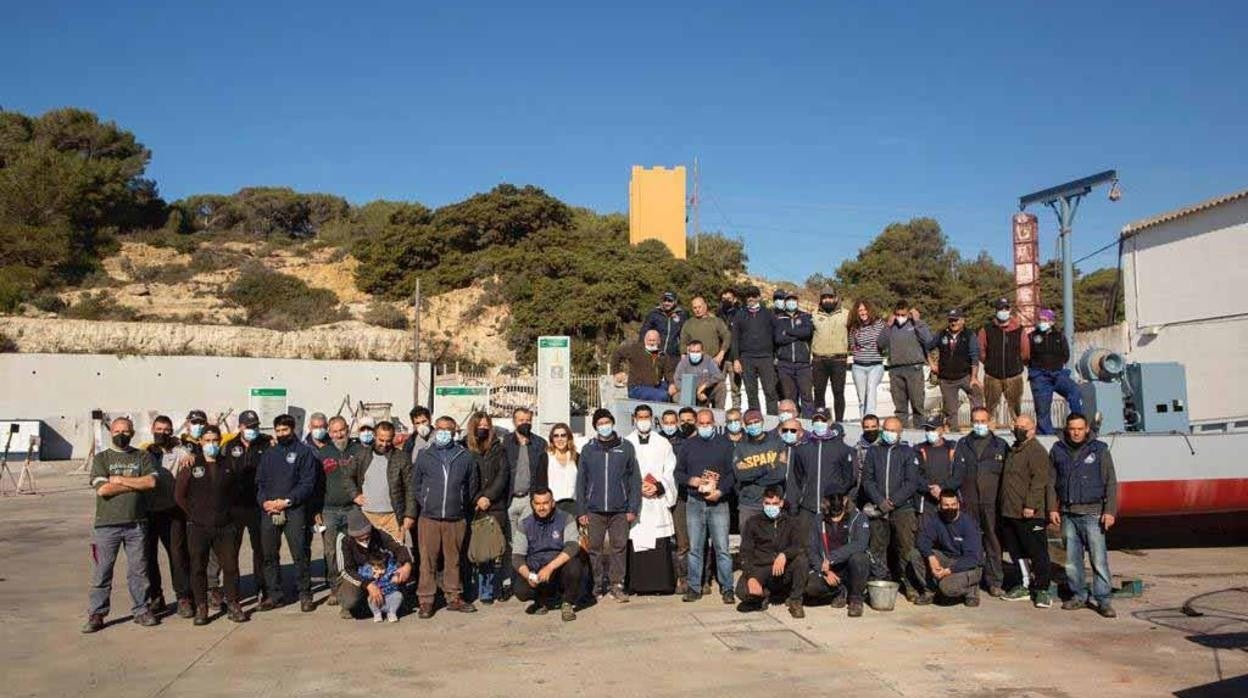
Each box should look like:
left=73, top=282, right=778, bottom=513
left=953, top=406, right=1010, bottom=597
left=717, top=287, right=744, bottom=409
left=336, top=508, right=413, bottom=620
left=503, top=407, right=548, bottom=598
left=862, top=417, right=931, bottom=604
left=1027, top=308, right=1083, bottom=435
left=930, top=309, right=983, bottom=430
left=732, top=286, right=780, bottom=415
left=773, top=290, right=815, bottom=417
left=213, top=411, right=270, bottom=606
left=806, top=494, right=871, bottom=617
left=736, top=486, right=807, bottom=618
left=256, top=413, right=318, bottom=612
left=639, top=291, right=686, bottom=358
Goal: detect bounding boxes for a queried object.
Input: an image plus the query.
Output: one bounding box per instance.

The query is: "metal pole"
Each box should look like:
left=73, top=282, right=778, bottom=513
left=412, top=279, right=421, bottom=407
left=692, top=156, right=700, bottom=256
left=1058, top=198, right=1076, bottom=370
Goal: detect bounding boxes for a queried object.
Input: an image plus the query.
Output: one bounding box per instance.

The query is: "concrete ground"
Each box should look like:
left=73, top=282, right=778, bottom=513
left=1, top=468, right=1246, bottom=698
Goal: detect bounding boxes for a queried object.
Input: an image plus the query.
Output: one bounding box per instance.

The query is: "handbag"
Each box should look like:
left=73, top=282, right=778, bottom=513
left=467, top=513, right=506, bottom=564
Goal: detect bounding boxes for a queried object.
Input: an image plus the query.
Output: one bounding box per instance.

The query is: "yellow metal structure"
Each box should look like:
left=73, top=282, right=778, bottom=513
left=628, top=165, right=687, bottom=259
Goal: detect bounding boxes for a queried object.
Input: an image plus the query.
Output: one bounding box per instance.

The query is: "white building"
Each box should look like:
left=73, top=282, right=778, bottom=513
left=1120, top=188, right=1248, bottom=425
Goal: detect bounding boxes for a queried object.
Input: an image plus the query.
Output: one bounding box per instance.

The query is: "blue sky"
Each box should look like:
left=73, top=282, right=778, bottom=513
left=3, top=1, right=1246, bottom=282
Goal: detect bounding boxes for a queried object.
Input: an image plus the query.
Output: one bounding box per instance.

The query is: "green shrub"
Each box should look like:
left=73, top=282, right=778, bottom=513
left=363, top=300, right=408, bottom=330
left=0, top=332, right=16, bottom=352
left=29, top=292, right=67, bottom=313
left=64, top=291, right=139, bottom=321
left=226, top=264, right=345, bottom=331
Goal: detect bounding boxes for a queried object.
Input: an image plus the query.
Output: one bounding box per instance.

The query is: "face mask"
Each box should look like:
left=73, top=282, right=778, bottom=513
left=811, top=421, right=829, bottom=436
left=356, top=430, right=373, bottom=444
left=894, top=316, right=907, bottom=326
left=311, top=427, right=328, bottom=442
left=679, top=423, right=696, bottom=437
left=635, top=419, right=652, bottom=434
left=203, top=443, right=220, bottom=458
left=784, top=299, right=798, bottom=312
left=660, top=424, right=678, bottom=436
left=862, top=429, right=879, bottom=444
left=939, top=508, right=958, bottom=523
left=596, top=424, right=615, bottom=438
left=645, top=344, right=659, bottom=353
left=744, top=423, right=764, bottom=438
left=1038, top=322, right=1052, bottom=333
left=820, top=301, right=837, bottom=312
left=515, top=423, right=532, bottom=437
left=763, top=504, right=782, bottom=520
left=189, top=424, right=205, bottom=439
left=747, top=302, right=760, bottom=311
left=688, top=352, right=703, bottom=364
left=778, top=411, right=794, bottom=423
left=881, top=431, right=899, bottom=445
left=972, top=424, right=990, bottom=437
left=434, top=430, right=453, bottom=447
left=780, top=431, right=798, bottom=445
left=243, top=428, right=259, bottom=442
left=1012, top=428, right=1029, bottom=442
left=416, top=424, right=431, bottom=439
left=697, top=425, right=716, bottom=440
left=725, top=420, right=743, bottom=434
left=996, top=310, right=1011, bottom=322
left=474, top=428, right=491, bottom=441
left=111, top=433, right=133, bottom=448
left=152, top=433, right=171, bottom=448
left=925, top=430, right=941, bottom=444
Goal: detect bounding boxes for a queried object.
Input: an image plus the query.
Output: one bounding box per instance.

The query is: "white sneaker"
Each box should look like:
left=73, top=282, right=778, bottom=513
left=373, top=613, right=384, bottom=623
left=387, top=613, right=399, bottom=623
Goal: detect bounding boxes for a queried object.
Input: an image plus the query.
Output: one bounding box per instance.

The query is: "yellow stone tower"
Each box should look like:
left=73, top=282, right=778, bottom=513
left=628, top=165, right=687, bottom=259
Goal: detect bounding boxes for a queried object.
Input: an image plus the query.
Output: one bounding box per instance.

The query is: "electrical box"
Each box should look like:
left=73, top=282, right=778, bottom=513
left=1078, top=382, right=1127, bottom=434
left=1126, top=362, right=1190, bottom=433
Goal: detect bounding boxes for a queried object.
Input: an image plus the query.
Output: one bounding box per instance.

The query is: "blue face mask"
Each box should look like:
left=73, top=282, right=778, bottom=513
left=972, top=424, right=990, bottom=437
left=688, top=352, right=703, bottom=364
left=697, top=425, right=716, bottom=440
left=780, top=431, right=798, bottom=445
left=596, top=424, right=615, bottom=438
left=925, top=430, right=941, bottom=444
left=661, top=424, right=678, bottom=436
left=725, top=420, right=743, bottom=434
left=434, top=430, right=453, bottom=447
left=203, top=443, right=220, bottom=458
left=811, top=421, right=829, bottom=436
left=744, top=423, right=764, bottom=438
left=189, top=423, right=205, bottom=439
left=243, top=428, right=259, bottom=442
left=778, top=411, right=794, bottom=423
left=996, top=310, right=1011, bottom=322
left=359, top=430, right=375, bottom=445
left=763, top=504, right=782, bottom=520
left=1038, top=321, right=1052, bottom=333
left=311, top=427, right=328, bottom=441
left=881, top=430, right=899, bottom=445
left=784, top=299, right=798, bottom=312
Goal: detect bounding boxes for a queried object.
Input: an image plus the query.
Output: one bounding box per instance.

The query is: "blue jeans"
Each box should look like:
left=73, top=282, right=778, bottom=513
left=1029, top=368, right=1083, bottom=435
left=685, top=498, right=732, bottom=594
left=851, top=362, right=884, bottom=418
left=1062, top=512, right=1113, bottom=605
left=475, top=560, right=501, bottom=602
left=628, top=382, right=670, bottom=402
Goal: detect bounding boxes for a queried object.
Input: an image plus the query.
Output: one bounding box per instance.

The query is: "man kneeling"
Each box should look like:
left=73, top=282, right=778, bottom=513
left=806, top=494, right=871, bottom=617
left=337, top=508, right=413, bottom=620
left=736, top=486, right=807, bottom=618
left=918, top=489, right=984, bottom=606
left=513, top=488, right=587, bottom=622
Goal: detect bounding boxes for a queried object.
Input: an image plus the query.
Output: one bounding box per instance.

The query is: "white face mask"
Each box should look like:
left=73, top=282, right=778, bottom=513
left=996, top=310, right=1011, bottom=322
left=645, top=344, right=659, bottom=352
left=635, top=419, right=652, bottom=434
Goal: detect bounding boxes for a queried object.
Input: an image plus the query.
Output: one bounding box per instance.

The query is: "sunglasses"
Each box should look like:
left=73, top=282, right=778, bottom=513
left=552, top=433, right=570, bottom=438
left=780, top=428, right=800, bottom=434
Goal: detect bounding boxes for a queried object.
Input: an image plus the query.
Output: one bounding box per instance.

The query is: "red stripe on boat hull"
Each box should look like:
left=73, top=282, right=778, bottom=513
left=1118, top=478, right=1248, bottom=517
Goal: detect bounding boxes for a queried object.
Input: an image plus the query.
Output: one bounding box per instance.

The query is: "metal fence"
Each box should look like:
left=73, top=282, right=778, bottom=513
left=439, top=372, right=606, bottom=418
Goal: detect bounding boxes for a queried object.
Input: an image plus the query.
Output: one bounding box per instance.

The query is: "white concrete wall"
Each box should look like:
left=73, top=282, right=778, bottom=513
left=1122, top=196, right=1248, bottom=423
left=0, top=353, right=432, bottom=459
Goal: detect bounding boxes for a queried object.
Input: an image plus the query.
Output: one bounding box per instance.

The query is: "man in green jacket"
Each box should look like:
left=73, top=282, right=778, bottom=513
left=999, top=414, right=1054, bottom=608
left=679, top=296, right=732, bottom=366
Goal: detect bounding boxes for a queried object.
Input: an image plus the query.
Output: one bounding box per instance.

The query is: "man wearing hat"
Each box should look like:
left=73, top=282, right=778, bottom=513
left=335, top=508, right=414, bottom=620
left=640, top=291, right=687, bottom=358
left=1027, top=309, right=1082, bottom=435
left=915, top=415, right=962, bottom=520
left=978, top=298, right=1030, bottom=426
left=181, top=409, right=210, bottom=450
left=208, top=410, right=272, bottom=606
left=732, top=286, right=780, bottom=415
left=576, top=409, right=641, bottom=602
left=811, top=288, right=851, bottom=422
left=931, top=308, right=983, bottom=430
left=773, top=290, right=815, bottom=417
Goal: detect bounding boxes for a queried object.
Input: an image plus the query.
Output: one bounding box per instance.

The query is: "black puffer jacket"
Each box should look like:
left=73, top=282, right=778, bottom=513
left=472, top=441, right=510, bottom=514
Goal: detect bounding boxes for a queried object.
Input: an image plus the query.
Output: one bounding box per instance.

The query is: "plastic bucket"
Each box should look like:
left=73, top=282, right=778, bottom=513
left=867, top=580, right=899, bottom=611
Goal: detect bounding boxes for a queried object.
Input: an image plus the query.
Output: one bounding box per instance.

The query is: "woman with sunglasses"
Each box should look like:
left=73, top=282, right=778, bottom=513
left=545, top=424, right=579, bottom=516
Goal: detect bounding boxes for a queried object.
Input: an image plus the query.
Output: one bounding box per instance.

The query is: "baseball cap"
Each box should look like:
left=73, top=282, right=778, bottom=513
left=993, top=298, right=1011, bottom=310
left=772, top=289, right=787, bottom=300
left=743, top=409, right=764, bottom=424
left=947, top=308, right=964, bottom=320
left=238, top=410, right=260, bottom=428
left=661, top=291, right=677, bottom=302
left=819, top=288, right=837, bottom=298
left=1038, top=308, right=1056, bottom=321
left=186, top=409, right=208, bottom=423
left=783, top=290, right=799, bottom=300
left=811, top=407, right=831, bottom=421
left=922, top=415, right=946, bottom=430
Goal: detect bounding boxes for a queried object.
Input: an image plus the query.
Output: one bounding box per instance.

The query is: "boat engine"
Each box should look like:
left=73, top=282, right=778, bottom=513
left=1076, top=348, right=1190, bottom=434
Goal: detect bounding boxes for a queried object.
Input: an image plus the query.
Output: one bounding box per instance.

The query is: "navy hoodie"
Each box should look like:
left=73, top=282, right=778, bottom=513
left=918, top=510, right=984, bottom=572
left=256, top=437, right=317, bottom=509
left=576, top=435, right=641, bottom=516
left=792, top=432, right=856, bottom=514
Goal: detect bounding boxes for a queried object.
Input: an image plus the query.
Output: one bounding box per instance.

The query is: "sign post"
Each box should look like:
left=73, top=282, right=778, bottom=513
left=248, top=387, right=288, bottom=431
left=1012, top=212, right=1041, bottom=327
left=433, top=386, right=491, bottom=431
left=536, top=336, right=571, bottom=436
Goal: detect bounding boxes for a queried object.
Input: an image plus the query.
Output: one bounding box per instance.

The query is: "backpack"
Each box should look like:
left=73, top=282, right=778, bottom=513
left=467, top=513, right=507, bottom=564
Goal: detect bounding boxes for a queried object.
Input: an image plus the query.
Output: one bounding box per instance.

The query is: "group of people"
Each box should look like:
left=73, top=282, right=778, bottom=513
left=615, top=288, right=1084, bottom=435
left=84, top=391, right=1119, bottom=632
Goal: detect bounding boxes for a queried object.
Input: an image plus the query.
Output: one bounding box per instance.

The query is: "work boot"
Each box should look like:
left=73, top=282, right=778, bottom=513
left=81, top=614, right=105, bottom=634
left=1003, top=586, right=1030, bottom=602
left=830, top=590, right=848, bottom=609
left=325, top=593, right=339, bottom=607
left=257, top=598, right=281, bottom=612
left=299, top=596, right=315, bottom=613
left=987, top=586, right=1006, bottom=599
left=1034, top=590, right=1053, bottom=608
left=902, top=588, right=918, bottom=604
left=147, top=597, right=167, bottom=615
left=1096, top=602, right=1117, bottom=618
left=675, top=577, right=689, bottom=595
left=682, top=589, right=701, bottom=603
left=1061, top=598, right=1086, bottom=611
left=208, top=588, right=225, bottom=611
left=447, top=596, right=477, bottom=613
left=913, top=591, right=934, bottom=606
left=847, top=599, right=864, bottom=618
left=721, top=591, right=736, bottom=605
left=610, top=584, right=630, bottom=603
left=133, top=612, right=160, bottom=627
left=176, top=598, right=195, bottom=619
left=964, top=595, right=981, bottom=608
left=417, top=604, right=434, bottom=619
left=227, top=603, right=247, bottom=623
left=786, top=600, right=805, bottom=619
left=339, top=606, right=353, bottom=620
left=561, top=602, right=576, bottom=622
left=193, top=606, right=209, bottom=626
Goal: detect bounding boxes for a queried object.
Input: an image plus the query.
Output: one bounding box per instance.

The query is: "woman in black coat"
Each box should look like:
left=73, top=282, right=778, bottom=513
left=467, top=412, right=509, bottom=603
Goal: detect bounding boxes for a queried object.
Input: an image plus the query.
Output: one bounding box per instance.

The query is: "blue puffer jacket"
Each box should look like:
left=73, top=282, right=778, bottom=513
left=862, top=441, right=924, bottom=512
left=773, top=310, right=814, bottom=364
left=412, top=442, right=478, bottom=520
left=576, top=435, right=641, bottom=516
